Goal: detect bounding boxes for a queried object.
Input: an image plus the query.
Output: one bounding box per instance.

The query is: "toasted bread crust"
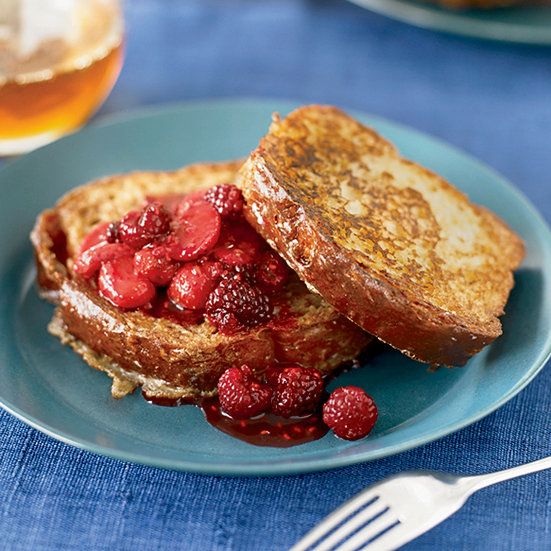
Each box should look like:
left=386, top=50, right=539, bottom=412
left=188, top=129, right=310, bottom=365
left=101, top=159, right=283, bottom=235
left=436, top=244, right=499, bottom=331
left=238, top=106, right=524, bottom=366
left=31, top=161, right=370, bottom=401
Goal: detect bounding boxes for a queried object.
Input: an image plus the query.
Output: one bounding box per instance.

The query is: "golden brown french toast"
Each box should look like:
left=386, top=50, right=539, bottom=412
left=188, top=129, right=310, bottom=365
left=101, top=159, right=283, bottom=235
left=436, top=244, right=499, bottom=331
left=31, top=160, right=371, bottom=402
left=238, top=106, right=524, bottom=366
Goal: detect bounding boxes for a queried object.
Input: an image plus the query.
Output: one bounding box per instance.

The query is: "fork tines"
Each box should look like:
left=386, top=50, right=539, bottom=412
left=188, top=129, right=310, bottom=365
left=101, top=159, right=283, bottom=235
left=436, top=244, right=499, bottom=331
left=291, top=492, right=401, bottom=551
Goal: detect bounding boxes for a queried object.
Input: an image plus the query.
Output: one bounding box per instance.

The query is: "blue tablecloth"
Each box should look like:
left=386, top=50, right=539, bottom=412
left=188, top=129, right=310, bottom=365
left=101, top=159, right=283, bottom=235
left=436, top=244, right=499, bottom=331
left=1, top=1, right=550, bottom=549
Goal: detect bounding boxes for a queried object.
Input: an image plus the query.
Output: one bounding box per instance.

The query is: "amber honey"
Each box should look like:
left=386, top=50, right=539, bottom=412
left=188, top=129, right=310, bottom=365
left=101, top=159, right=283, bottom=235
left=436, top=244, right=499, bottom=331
left=0, top=0, right=124, bottom=155
left=0, top=43, right=123, bottom=141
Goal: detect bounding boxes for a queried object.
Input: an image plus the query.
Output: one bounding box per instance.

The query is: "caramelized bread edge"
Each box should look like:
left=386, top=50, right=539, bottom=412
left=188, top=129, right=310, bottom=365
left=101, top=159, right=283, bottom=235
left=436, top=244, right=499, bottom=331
left=238, top=111, right=525, bottom=366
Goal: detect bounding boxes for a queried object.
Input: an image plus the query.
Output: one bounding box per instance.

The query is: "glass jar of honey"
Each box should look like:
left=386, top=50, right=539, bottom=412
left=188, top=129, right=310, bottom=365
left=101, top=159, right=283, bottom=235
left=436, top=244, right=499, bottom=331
left=0, top=0, right=124, bottom=155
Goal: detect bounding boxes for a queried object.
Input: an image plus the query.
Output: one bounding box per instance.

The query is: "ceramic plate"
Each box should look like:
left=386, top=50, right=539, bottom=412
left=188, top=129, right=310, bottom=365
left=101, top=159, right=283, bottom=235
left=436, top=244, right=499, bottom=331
left=0, top=100, right=549, bottom=476
left=347, top=0, right=551, bottom=44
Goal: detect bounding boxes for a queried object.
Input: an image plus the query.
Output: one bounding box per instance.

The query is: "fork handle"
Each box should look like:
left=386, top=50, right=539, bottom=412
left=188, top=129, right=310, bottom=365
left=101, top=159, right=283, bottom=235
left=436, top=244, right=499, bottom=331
left=464, top=456, right=551, bottom=493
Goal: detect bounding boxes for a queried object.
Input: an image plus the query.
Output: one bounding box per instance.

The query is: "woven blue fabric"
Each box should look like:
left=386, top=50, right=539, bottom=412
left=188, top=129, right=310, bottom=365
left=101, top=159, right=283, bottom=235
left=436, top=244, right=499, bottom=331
left=1, top=1, right=550, bottom=549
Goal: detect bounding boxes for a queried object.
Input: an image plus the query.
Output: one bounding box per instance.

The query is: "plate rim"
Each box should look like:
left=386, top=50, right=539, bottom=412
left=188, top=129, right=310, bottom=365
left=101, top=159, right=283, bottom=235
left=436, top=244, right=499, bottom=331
left=346, top=0, right=551, bottom=45
left=1, top=98, right=550, bottom=476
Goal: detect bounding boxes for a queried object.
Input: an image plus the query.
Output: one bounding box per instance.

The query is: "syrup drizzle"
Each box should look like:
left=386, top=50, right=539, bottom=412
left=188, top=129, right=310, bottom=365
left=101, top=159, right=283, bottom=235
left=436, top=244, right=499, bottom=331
left=141, top=346, right=381, bottom=448
left=201, top=398, right=328, bottom=448
left=142, top=392, right=328, bottom=447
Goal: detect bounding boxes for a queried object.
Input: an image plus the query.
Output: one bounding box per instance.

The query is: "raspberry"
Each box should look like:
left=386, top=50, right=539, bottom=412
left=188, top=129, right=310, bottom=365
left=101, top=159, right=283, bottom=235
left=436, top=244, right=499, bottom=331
left=322, top=386, right=378, bottom=441
left=255, top=250, right=289, bottom=293
left=138, top=201, right=171, bottom=237
left=218, top=365, right=272, bottom=419
left=134, top=245, right=179, bottom=286
left=98, top=256, right=156, bottom=309
left=74, top=242, right=133, bottom=279
left=168, top=262, right=217, bottom=310
left=118, top=203, right=171, bottom=249
left=263, top=366, right=282, bottom=388
left=205, top=271, right=273, bottom=333
left=118, top=211, right=150, bottom=249
left=168, top=201, right=221, bottom=261
left=270, top=366, right=324, bottom=417
left=204, top=184, right=244, bottom=218
left=210, top=311, right=241, bottom=334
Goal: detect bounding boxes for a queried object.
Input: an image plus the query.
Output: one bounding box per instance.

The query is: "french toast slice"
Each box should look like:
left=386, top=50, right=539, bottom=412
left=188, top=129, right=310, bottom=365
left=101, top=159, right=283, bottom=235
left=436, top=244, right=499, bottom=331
left=238, top=106, right=524, bottom=366
left=31, top=160, right=371, bottom=402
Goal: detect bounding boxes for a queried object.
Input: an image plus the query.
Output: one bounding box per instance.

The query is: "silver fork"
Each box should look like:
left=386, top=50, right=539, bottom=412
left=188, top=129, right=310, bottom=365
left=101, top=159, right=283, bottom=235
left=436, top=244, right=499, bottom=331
left=291, top=456, right=551, bottom=551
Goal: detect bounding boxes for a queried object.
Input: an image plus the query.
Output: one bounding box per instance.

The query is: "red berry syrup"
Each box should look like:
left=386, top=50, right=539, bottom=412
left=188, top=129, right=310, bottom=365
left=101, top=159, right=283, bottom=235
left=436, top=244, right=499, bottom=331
left=200, top=398, right=328, bottom=448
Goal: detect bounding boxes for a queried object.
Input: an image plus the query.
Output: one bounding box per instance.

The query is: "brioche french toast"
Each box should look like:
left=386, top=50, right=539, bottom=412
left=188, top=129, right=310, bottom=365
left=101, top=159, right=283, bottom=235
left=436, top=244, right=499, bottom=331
left=31, top=160, right=371, bottom=402
left=238, top=106, right=524, bottom=366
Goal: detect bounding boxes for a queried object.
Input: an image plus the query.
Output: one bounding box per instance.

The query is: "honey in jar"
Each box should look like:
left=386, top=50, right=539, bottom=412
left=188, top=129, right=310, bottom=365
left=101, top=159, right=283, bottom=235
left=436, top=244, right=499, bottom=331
left=0, top=0, right=124, bottom=155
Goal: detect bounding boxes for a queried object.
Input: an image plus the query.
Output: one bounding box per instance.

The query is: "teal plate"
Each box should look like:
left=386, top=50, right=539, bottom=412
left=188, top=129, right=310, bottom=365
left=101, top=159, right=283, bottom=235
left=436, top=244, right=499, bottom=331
left=347, top=0, right=551, bottom=44
left=0, top=100, right=550, bottom=476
